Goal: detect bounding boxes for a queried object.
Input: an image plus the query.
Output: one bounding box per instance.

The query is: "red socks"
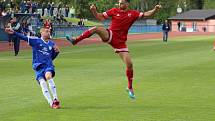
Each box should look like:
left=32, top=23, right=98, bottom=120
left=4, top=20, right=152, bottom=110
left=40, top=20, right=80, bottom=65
left=75, top=30, right=92, bottom=44
left=126, top=68, right=133, bottom=89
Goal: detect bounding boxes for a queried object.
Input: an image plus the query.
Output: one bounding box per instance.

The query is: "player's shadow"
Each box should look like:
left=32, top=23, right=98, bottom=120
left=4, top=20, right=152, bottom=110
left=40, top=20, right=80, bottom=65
left=60, top=105, right=113, bottom=110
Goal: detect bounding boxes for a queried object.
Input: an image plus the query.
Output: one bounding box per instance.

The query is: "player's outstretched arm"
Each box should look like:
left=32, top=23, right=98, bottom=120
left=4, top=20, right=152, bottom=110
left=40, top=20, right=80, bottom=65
left=144, top=5, right=161, bottom=17
left=5, top=28, right=37, bottom=46
left=5, top=28, right=29, bottom=41
left=90, top=4, right=105, bottom=21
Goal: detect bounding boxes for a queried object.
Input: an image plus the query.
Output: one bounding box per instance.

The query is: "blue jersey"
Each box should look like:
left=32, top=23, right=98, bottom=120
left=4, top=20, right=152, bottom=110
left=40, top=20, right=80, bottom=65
left=14, top=32, right=59, bottom=70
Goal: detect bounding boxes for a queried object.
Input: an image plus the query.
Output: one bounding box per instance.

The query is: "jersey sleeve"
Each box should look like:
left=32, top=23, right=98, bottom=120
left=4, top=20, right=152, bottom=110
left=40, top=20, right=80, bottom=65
left=132, top=10, right=144, bottom=20
left=51, top=43, right=60, bottom=60
left=103, top=8, right=116, bottom=19
left=14, top=32, right=38, bottom=47
left=51, top=50, right=59, bottom=60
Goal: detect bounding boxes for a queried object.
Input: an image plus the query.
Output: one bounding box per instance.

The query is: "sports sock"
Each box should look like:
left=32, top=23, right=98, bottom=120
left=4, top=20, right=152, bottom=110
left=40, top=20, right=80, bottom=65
left=75, top=28, right=94, bottom=43
left=47, top=78, right=58, bottom=100
left=126, top=68, right=133, bottom=89
left=39, top=79, right=53, bottom=106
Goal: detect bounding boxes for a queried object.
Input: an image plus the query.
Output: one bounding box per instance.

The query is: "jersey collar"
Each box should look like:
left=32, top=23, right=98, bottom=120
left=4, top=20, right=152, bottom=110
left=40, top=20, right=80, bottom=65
left=41, top=37, right=49, bottom=44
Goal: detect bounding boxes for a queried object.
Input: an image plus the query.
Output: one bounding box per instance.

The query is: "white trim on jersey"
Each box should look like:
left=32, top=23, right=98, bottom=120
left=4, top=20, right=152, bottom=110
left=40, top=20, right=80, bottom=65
left=114, top=48, right=129, bottom=52
left=103, top=12, right=109, bottom=18
left=41, top=37, right=49, bottom=44
left=139, top=12, right=144, bottom=19
left=27, top=36, right=30, bottom=45
left=103, top=29, right=112, bottom=43
left=27, top=36, right=39, bottom=45
left=107, top=30, right=113, bottom=43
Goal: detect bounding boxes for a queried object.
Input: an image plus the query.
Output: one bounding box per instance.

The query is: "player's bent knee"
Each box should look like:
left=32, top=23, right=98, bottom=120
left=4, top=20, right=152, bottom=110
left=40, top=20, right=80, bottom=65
left=127, top=65, right=133, bottom=69
left=46, top=76, right=52, bottom=80
left=45, top=72, right=52, bottom=80
left=97, top=28, right=109, bottom=42
left=127, top=62, right=133, bottom=69
left=96, top=27, right=105, bottom=32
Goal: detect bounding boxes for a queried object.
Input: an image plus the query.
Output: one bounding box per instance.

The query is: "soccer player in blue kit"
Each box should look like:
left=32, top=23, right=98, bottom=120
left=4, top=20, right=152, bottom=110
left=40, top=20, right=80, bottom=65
left=5, top=27, right=61, bottom=109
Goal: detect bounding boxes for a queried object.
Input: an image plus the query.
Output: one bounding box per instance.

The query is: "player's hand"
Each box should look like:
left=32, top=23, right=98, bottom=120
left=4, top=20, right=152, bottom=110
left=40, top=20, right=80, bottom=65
left=154, top=5, right=162, bottom=11
left=53, top=45, right=60, bottom=53
left=213, top=46, right=215, bottom=51
left=90, top=4, right=97, bottom=12
left=5, top=28, right=14, bottom=34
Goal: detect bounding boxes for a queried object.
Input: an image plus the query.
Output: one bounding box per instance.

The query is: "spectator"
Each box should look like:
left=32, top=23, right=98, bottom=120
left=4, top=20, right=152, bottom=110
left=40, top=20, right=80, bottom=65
left=177, top=21, right=181, bottom=31
left=32, top=2, right=38, bottom=13
left=0, top=8, right=2, bottom=17
left=65, top=5, right=69, bottom=17
left=28, top=23, right=35, bottom=36
left=28, top=1, right=33, bottom=13
left=60, top=15, right=67, bottom=22
left=54, top=12, right=67, bottom=24
left=47, top=2, right=51, bottom=16
left=10, top=17, right=22, bottom=56
left=20, top=0, right=26, bottom=13
left=70, top=6, right=75, bottom=18
left=50, top=2, right=54, bottom=16
left=61, top=7, right=65, bottom=17
left=202, top=27, right=207, bottom=32
left=22, top=20, right=32, bottom=36
left=57, top=2, right=62, bottom=11
left=162, top=20, right=171, bottom=42
left=42, top=2, right=46, bottom=16
left=0, top=0, right=5, bottom=11
left=0, top=1, right=7, bottom=16
left=25, top=1, right=30, bottom=13
left=10, top=1, right=16, bottom=11
left=78, top=18, right=84, bottom=26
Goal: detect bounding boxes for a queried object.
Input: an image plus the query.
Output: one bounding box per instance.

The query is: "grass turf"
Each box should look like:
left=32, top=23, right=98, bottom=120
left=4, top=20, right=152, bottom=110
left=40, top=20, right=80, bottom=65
left=0, top=35, right=215, bottom=121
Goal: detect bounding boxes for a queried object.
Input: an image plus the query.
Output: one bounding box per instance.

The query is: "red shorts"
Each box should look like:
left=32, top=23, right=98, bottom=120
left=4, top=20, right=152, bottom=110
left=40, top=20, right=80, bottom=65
left=106, top=29, right=129, bottom=53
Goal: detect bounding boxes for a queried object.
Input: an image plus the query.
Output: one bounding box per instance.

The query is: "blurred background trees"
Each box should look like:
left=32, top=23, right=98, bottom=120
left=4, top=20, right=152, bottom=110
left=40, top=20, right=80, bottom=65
left=6, top=0, right=213, bottom=21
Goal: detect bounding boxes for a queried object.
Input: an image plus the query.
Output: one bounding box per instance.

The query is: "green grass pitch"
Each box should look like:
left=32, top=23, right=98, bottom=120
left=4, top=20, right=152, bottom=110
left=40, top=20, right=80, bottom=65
left=0, top=35, right=215, bottom=121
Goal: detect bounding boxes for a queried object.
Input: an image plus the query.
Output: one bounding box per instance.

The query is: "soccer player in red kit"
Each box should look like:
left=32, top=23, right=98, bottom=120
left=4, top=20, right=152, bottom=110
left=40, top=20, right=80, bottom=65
left=66, top=0, right=161, bottom=99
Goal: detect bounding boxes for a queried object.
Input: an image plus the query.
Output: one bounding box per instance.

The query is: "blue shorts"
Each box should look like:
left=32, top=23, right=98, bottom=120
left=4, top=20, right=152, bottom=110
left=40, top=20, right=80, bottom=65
left=34, top=64, right=55, bottom=82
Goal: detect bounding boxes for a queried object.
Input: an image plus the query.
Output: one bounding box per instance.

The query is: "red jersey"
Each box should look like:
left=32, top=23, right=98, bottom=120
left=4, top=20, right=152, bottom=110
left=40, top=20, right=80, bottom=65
left=103, top=8, right=144, bottom=35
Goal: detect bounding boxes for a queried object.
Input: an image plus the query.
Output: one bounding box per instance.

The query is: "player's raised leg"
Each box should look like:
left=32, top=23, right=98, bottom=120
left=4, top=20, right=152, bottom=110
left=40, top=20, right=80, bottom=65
left=45, top=71, right=60, bottom=109
left=66, top=26, right=110, bottom=45
left=118, top=52, right=135, bottom=99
